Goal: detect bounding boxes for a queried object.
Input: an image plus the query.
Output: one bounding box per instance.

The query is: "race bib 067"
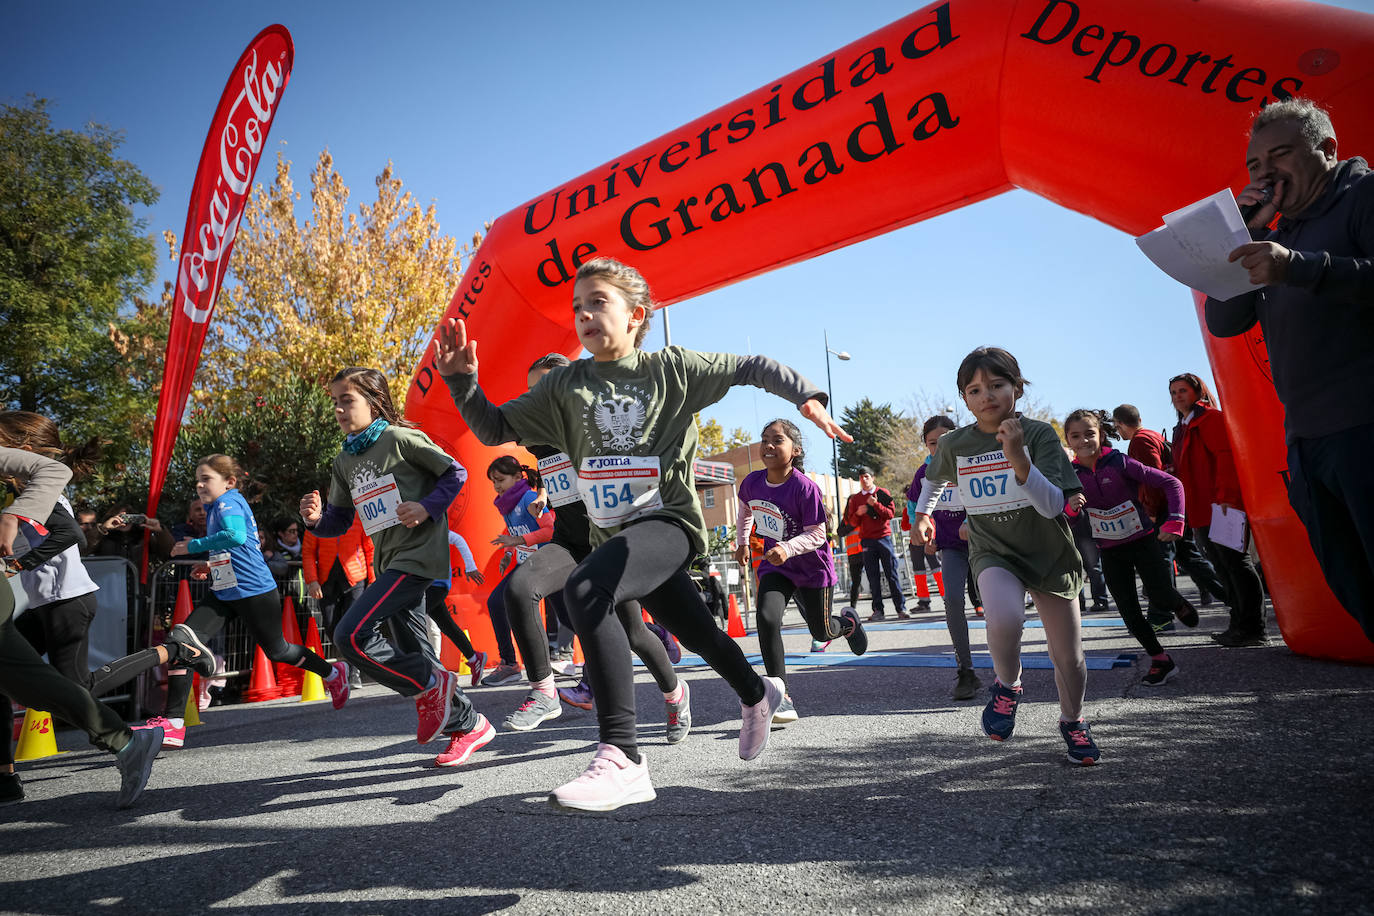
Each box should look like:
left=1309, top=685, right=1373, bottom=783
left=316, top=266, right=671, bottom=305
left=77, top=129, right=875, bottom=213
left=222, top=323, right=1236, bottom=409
left=955, top=451, right=1032, bottom=516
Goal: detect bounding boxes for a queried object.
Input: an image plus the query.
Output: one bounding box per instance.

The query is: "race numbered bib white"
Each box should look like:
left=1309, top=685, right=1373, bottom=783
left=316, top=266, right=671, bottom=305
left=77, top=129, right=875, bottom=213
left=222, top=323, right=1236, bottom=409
left=956, top=451, right=1032, bottom=516
left=578, top=456, right=663, bottom=528
left=1087, top=501, right=1145, bottom=541
left=208, top=551, right=238, bottom=592
left=749, top=499, right=787, bottom=541
left=935, top=484, right=964, bottom=511
left=537, top=452, right=581, bottom=508
left=351, top=473, right=403, bottom=536
left=514, top=545, right=536, bottom=564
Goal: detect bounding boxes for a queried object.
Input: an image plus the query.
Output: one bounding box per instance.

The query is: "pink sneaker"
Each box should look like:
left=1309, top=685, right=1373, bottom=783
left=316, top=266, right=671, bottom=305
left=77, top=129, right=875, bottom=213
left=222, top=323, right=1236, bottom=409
left=549, top=743, right=656, bottom=812
left=467, top=651, right=487, bottom=689
left=325, top=661, right=350, bottom=710
left=133, top=715, right=185, bottom=749
left=415, top=668, right=455, bottom=744
left=434, top=715, right=495, bottom=767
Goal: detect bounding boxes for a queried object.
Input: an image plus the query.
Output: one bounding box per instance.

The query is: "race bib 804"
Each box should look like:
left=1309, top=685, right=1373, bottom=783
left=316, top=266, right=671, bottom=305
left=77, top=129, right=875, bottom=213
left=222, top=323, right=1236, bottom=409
left=955, top=451, right=1031, bottom=516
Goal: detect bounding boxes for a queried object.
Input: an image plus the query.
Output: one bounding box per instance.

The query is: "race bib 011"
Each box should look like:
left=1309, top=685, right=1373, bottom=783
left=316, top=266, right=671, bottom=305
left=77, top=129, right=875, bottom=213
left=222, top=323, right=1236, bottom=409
left=351, top=473, right=403, bottom=536
left=537, top=452, right=581, bottom=508
left=749, top=499, right=787, bottom=542
left=577, top=456, right=663, bottom=528
left=955, top=451, right=1032, bottom=516
left=1087, top=501, right=1145, bottom=541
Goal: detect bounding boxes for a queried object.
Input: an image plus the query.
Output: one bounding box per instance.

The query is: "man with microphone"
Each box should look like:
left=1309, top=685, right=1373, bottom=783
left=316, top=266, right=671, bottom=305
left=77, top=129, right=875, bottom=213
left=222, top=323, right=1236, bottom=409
left=1205, top=98, right=1374, bottom=643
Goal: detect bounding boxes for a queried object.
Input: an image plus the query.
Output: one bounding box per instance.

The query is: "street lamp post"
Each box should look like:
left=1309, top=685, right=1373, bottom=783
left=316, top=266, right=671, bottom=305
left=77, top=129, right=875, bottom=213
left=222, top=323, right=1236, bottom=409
left=824, top=330, right=851, bottom=526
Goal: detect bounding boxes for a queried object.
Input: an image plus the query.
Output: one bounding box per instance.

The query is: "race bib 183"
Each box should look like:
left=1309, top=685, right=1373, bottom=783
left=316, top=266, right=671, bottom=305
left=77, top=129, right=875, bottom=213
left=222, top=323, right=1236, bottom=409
left=537, top=452, right=581, bottom=508
left=578, top=456, right=663, bottom=528
left=351, top=473, right=403, bottom=536
left=955, top=451, right=1032, bottom=516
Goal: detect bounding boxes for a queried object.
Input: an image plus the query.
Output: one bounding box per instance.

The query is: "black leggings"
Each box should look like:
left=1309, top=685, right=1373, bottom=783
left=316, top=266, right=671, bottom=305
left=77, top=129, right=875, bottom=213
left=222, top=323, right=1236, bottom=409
left=1195, top=525, right=1266, bottom=634
left=424, top=584, right=477, bottom=659
left=506, top=542, right=676, bottom=689
left=755, top=573, right=846, bottom=682
left=564, top=520, right=764, bottom=758
left=1100, top=536, right=1189, bottom=656
left=167, top=589, right=333, bottom=715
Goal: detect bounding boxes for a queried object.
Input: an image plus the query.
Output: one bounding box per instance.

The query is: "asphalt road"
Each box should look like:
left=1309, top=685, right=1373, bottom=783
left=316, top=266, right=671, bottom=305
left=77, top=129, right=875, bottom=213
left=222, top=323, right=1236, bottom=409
left=2, top=588, right=1370, bottom=916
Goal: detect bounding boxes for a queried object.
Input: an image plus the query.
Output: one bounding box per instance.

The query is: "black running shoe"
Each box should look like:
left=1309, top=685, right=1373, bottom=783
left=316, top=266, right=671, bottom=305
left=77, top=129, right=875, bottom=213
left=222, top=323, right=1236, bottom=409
left=167, top=624, right=216, bottom=678
left=841, top=608, right=868, bottom=656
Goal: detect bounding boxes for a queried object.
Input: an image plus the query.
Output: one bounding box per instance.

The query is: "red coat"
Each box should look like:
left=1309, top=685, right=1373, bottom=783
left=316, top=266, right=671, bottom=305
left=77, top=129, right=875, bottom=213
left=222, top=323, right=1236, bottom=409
left=1127, top=428, right=1172, bottom=520
left=844, top=488, right=895, bottom=540
left=302, top=515, right=375, bottom=587
left=1171, top=403, right=1243, bottom=528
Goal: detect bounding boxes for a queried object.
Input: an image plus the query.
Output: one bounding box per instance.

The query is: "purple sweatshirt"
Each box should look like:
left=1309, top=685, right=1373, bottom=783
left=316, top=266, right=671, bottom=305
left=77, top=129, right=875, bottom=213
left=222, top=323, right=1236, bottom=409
left=1067, top=447, right=1186, bottom=548
left=737, top=469, right=835, bottom=589
left=908, top=462, right=966, bottom=551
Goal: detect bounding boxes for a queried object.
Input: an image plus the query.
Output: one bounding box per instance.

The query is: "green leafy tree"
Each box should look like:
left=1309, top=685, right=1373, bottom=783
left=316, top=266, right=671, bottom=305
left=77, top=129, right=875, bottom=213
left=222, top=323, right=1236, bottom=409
left=0, top=97, right=163, bottom=495
left=695, top=414, right=753, bottom=457
left=836, top=398, right=900, bottom=480
left=159, top=378, right=342, bottom=529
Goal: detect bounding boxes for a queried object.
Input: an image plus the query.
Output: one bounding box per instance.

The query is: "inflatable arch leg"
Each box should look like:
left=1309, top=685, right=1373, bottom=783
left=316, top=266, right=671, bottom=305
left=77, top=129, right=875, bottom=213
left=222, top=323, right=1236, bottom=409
left=406, top=0, right=1374, bottom=663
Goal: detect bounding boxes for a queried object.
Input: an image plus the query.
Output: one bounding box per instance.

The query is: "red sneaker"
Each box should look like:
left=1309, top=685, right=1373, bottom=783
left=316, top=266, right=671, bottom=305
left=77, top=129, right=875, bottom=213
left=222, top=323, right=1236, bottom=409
left=325, top=661, right=350, bottom=710
left=415, top=668, right=455, bottom=744
left=434, top=715, right=495, bottom=767
left=467, top=651, right=487, bottom=689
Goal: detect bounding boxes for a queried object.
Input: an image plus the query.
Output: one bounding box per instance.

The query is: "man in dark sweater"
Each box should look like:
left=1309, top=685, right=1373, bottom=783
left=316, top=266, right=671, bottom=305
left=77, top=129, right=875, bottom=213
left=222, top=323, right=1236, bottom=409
left=1205, top=98, right=1374, bottom=642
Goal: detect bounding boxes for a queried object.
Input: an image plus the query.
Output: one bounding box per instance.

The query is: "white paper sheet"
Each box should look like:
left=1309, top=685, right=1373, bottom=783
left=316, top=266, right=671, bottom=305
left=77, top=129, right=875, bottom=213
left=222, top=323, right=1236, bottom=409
left=1135, top=189, right=1258, bottom=301
left=1209, top=503, right=1248, bottom=552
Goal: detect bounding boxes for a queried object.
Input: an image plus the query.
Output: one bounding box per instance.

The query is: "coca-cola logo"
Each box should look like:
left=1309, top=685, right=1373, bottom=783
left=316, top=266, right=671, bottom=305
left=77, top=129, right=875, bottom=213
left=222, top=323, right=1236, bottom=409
left=178, top=46, right=288, bottom=324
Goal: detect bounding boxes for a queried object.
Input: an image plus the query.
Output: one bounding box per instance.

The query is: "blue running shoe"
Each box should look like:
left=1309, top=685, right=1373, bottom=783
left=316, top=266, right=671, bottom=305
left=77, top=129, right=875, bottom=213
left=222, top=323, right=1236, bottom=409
left=1059, top=718, right=1101, bottom=766
left=981, top=680, right=1022, bottom=741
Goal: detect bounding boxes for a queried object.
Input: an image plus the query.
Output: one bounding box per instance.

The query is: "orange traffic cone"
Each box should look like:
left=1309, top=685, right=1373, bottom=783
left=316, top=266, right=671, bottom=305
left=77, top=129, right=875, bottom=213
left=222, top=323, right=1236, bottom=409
left=242, top=644, right=282, bottom=702
left=726, top=593, right=746, bottom=638
left=572, top=636, right=584, bottom=666
left=184, top=677, right=203, bottom=726
left=933, top=570, right=945, bottom=596
left=14, top=708, right=62, bottom=761
left=275, top=597, right=304, bottom=697
left=172, top=579, right=193, bottom=627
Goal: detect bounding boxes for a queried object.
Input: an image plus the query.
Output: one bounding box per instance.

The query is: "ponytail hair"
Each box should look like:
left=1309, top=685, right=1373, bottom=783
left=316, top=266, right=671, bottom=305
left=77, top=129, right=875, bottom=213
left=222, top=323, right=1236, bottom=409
left=0, top=411, right=102, bottom=481
left=1062, top=409, right=1120, bottom=441
left=330, top=367, right=416, bottom=428
left=197, top=454, right=245, bottom=485
left=487, top=454, right=541, bottom=489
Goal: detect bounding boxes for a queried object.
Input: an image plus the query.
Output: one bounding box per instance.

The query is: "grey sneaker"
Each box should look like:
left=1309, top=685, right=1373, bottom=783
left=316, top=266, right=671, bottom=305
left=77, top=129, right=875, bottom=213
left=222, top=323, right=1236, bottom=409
left=167, top=624, right=216, bottom=678
left=483, top=664, right=523, bottom=686
left=739, top=676, right=785, bottom=761
left=115, top=726, right=162, bottom=808
left=503, top=690, right=561, bottom=731
left=773, top=694, right=799, bottom=724
left=953, top=668, right=983, bottom=701
left=665, top=681, right=691, bottom=744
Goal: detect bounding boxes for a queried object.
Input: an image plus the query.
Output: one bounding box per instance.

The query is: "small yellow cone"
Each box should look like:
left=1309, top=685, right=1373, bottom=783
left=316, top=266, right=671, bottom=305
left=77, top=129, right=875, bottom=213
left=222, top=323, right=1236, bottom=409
left=456, top=629, right=472, bottom=677
left=15, top=708, right=63, bottom=761
left=300, top=667, right=327, bottom=703
left=183, top=689, right=202, bottom=727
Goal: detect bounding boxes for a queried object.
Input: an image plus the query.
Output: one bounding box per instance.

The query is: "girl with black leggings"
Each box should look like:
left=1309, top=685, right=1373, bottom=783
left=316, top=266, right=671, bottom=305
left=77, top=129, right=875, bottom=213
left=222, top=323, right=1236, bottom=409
left=438, top=256, right=849, bottom=812
left=735, top=418, right=866, bottom=723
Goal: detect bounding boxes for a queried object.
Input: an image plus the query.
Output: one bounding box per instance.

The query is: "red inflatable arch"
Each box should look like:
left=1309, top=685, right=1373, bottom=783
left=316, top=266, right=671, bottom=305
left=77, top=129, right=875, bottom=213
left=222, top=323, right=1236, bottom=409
left=407, top=0, right=1374, bottom=664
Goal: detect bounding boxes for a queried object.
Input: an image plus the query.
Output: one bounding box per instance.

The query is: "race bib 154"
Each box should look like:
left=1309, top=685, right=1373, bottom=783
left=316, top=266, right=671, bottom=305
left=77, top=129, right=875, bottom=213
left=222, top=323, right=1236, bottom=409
left=578, top=456, right=662, bottom=528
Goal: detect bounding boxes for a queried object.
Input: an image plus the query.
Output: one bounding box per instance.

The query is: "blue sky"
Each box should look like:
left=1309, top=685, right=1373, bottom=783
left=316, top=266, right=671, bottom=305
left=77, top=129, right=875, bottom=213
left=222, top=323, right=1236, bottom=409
left=6, top=0, right=1372, bottom=466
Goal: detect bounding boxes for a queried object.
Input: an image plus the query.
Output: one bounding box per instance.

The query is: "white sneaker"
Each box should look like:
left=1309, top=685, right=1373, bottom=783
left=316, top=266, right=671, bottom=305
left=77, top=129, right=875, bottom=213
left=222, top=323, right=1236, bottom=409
left=773, top=694, right=799, bottom=724
left=549, top=743, right=656, bottom=812
left=549, top=658, right=579, bottom=678
left=739, top=676, right=785, bottom=760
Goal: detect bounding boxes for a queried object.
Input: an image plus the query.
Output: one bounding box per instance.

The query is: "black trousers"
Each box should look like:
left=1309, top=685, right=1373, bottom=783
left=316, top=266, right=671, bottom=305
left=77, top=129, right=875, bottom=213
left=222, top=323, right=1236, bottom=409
left=754, top=573, right=845, bottom=681
left=1101, top=536, right=1188, bottom=656
left=564, top=520, right=763, bottom=757
left=1195, top=526, right=1266, bottom=636
left=1288, top=421, right=1374, bottom=642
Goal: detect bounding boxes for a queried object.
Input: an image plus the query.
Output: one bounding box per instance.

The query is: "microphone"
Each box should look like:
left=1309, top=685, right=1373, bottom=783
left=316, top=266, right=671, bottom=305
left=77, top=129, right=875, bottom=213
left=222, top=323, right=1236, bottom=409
left=1239, top=186, right=1273, bottom=224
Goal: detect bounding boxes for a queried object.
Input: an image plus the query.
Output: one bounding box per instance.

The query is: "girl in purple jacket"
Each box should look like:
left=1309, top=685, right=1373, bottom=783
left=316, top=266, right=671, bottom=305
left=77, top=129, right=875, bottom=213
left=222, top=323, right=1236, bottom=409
left=1063, top=410, right=1199, bottom=686
left=908, top=415, right=982, bottom=701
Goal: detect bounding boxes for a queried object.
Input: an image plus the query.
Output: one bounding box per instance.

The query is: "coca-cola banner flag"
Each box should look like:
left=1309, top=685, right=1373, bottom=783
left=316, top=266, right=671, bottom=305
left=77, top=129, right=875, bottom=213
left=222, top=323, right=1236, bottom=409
left=146, top=25, right=294, bottom=521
